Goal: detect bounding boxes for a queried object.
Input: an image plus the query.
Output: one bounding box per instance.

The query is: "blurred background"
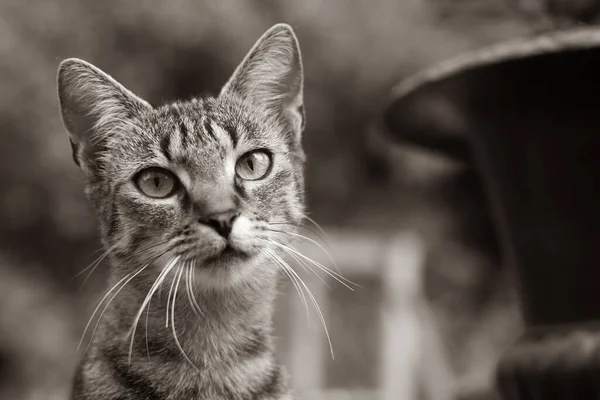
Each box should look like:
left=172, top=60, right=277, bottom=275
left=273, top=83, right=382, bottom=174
left=1, top=0, right=596, bottom=399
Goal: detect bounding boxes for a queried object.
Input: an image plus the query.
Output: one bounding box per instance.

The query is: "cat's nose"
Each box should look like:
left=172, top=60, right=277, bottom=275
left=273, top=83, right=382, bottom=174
left=198, top=210, right=240, bottom=238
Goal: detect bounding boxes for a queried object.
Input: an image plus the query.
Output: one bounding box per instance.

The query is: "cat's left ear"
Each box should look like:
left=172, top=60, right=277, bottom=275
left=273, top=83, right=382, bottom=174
left=219, top=23, right=305, bottom=141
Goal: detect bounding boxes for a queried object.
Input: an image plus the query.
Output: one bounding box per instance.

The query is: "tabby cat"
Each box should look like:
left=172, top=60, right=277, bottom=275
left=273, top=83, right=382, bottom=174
left=58, top=24, right=305, bottom=400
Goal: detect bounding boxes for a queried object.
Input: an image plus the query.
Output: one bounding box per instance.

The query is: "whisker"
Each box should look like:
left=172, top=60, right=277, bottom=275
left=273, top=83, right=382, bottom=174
left=287, top=262, right=335, bottom=359
left=278, top=242, right=356, bottom=289
left=75, top=239, right=174, bottom=289
left=77, top=272, right=133, bottom=352
left=72, top=243, right=118, bottom=287
left=186, top=263, right=203, bottom=317
left=166, top=262, right=179, bottom=328
left=272, top=214, right=334, bottom=243
left=302, top=215, right=333, bottom=244
left=80, top=245, right=174, bottom=355
left=139, top=251, right=177, bottom=363
left=269, top=248, right=335, bottom=360
left=72, top=244, right=116, bottom=279
left=191, top=259, right=201, bottom=298
left=128, top=256, right=180, bottom=364
left=81, top=260, right=153, bottom=358
left=145, top=293, right=151, bottom=362
left=268, top=221, right=336, bottom=261
left=263, top=249, right=309, bottom=319
left=267, top=228, right=340, bottom=274
left=171, top=264, right=201, bottom=372
left=191, top=259, right=198, bottom=293
left=268, top=221, right=326, bottom=241
left=268, top=240, right=357, bottom=290
left=274, top=243, right=331, bottom=289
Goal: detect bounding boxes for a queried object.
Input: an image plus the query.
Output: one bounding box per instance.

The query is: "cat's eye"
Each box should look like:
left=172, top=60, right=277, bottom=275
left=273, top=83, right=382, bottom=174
left=236, top=150, right=272, bottom=181
left=134, top=167, right=178, bottom=198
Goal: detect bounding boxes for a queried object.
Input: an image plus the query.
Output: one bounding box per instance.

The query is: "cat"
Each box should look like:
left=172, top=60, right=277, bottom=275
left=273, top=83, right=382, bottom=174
left=58, top=23, right=306, bottom=400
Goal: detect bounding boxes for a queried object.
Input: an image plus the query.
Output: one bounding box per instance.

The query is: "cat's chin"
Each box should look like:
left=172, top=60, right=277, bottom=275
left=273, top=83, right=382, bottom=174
left=178, top=244, right=262, bottom=289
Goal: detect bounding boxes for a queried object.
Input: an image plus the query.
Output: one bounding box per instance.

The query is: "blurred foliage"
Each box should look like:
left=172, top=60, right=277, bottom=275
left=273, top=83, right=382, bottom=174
left=0, top=254, right=76, bottom=400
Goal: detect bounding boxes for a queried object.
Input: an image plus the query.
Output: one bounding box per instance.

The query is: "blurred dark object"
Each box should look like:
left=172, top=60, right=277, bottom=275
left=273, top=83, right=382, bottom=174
left=496, top=323, right=600, bottom=399
left=506, top=0, right=600, bottom=26
left=384, top=27, right=600, bottom=398
left=545, top=0, right=600, bottom=23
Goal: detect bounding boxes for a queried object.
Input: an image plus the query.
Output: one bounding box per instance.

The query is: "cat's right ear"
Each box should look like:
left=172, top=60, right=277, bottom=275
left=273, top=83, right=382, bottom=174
left=57, top=58, right=152, bottom=172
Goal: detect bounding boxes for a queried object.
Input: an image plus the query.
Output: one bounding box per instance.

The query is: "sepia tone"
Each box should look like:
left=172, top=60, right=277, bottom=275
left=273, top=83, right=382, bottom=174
left=1, top=0, right=599, bottom=399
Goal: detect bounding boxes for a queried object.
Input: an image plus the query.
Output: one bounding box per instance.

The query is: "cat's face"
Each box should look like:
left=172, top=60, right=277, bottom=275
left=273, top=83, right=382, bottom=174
left=58, top=24, right=305, bottom=288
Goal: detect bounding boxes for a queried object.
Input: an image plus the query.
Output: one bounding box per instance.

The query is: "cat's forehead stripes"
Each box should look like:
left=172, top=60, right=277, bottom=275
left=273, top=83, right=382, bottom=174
left=207, top=121, right=233, bottom=149
left=159, top=134, right=172, bottom=162
left=147, top=103, right=206, bottom=161
left=150, top=101, right=253, bottom=161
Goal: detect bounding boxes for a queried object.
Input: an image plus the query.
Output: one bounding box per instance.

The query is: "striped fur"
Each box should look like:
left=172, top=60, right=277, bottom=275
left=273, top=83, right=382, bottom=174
left=58, top=24, right=304, bottom=400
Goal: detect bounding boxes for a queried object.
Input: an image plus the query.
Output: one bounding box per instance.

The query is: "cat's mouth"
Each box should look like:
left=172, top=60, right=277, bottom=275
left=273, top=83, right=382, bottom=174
left=201, top=244, right=251, bottom=267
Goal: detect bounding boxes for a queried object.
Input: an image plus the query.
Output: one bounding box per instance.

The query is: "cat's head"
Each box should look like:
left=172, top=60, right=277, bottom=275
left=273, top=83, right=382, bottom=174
left=57, top=24, right=305, bottom=288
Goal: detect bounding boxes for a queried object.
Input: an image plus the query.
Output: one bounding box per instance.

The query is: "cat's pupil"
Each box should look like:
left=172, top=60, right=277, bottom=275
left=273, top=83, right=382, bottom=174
left=247, top=158, right=254, bottom=171
left=153, top=176, right=160, bottom=188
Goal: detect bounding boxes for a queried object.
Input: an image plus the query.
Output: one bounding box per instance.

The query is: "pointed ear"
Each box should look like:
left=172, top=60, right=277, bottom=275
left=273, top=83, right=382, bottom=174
left=219, top=23, right=305, bottom=140
left=57, top=58, right=152, bottom=172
